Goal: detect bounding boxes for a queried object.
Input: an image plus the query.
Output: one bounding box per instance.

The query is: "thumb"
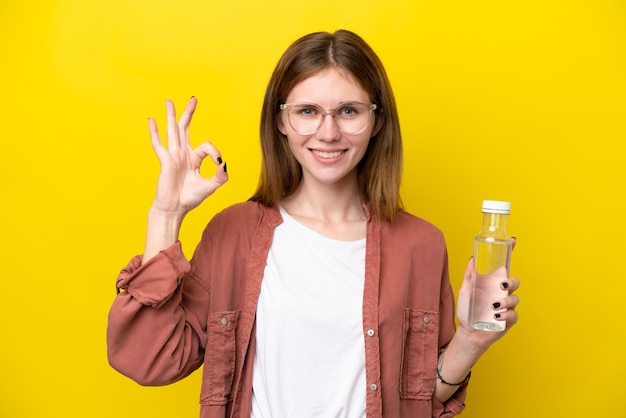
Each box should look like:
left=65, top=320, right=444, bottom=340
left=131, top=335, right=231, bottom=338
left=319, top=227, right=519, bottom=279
left=201, top=161, right=229, bottom=195
left=213, top=160, right=229, bottom=185
left=459, top=257, right=474, bottom=293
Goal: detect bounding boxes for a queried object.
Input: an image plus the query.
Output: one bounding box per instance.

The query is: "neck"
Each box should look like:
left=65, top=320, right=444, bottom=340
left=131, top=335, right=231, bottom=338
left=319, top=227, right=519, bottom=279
left=281, top=177, right=365, bottom=224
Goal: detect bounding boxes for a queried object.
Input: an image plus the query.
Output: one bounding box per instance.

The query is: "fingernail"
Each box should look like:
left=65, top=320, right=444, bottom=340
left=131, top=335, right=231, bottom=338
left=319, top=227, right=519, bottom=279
left=492, top=302, right=501, bottom=309
left=223, top=162, right=228, bottom=173
left=190, top=95, right=195, bottom=100
left=495, top=313, right=501, bottom=319
left=501, top=282, right=509, bottom=290
left=217, top=157, right=223, bottom=164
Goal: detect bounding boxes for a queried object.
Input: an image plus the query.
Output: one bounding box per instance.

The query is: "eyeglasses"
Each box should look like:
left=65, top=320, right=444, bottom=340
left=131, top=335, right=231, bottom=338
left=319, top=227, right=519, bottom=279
left=279, top=102, right=378, bottom=135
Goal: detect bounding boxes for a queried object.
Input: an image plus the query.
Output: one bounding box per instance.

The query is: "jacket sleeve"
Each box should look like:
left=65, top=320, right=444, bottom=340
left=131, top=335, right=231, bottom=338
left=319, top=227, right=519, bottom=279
left=432, top=252, right=468, bottom=418
left=432, top=386, right=468, bottom=418
left=106, top=241, right=209, bottom=386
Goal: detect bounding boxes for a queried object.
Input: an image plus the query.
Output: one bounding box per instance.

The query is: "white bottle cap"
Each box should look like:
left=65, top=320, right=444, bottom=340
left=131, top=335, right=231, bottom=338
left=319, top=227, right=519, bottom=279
left=482, top=200, right=511, bottom=214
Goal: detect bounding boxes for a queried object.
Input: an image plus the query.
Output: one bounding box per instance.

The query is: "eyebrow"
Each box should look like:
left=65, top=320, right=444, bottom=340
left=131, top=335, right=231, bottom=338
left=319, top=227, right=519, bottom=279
left=284, top=101, right=368, bottom=107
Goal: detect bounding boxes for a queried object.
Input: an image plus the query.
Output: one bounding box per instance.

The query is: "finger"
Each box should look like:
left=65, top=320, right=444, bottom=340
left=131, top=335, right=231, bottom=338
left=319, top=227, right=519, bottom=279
left=500, top=276, right=521, bottom=292
left=193, top=141, right=228, bottom=183
left=165, top=99, right=180, bottom=150
left=193, top=141, right=223, bottom=165
left=494, top=294, right=520, bottom=311
left=205, top=166, right=229, bottom=189
left=494, top=309, right=519, bottom=328
left=463, top=257, right=474, bottom=283
left=455, top=257, right=474, bottom=299
left=465, top=257, right=474, bottom=278
left=215, top=163, right=229, bottom=184
left=148, top=117, right=169, bottom=161
left=178, top=96, right=198, bottom=147
left=511, top=237, right=517, bottom=251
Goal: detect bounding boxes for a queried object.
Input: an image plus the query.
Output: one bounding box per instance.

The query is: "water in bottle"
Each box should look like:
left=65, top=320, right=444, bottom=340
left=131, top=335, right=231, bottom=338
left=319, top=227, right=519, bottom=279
left=468, top=200, right=512, bottom=332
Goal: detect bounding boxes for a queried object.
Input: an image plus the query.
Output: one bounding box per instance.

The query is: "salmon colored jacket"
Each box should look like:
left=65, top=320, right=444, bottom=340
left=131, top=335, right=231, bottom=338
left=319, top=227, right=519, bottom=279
left=107, top=201, right=468, bottom=418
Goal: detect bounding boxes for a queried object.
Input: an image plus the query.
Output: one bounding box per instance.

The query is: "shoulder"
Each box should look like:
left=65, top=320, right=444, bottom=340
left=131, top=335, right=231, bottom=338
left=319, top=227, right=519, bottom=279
left=392, top=210, right=445, bottom=241
left=193, top=201, right=275, bottom=259
left=378, top=209, right=447, bottom=254
left=212, top=200, right=263, bottom=222
left=204, top=201, right=280, bottom=236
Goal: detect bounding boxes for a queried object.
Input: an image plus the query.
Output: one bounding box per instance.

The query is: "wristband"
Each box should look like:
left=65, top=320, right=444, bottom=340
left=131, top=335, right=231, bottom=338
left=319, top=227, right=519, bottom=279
left=436, top=349, right=472, bottom=386
left=436, top=368, right=471, bottom=387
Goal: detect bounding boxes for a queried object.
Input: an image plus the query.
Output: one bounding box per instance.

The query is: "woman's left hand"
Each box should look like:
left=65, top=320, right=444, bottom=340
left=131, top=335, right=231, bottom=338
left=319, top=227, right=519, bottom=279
left=455, top=252, right=520, bottom=352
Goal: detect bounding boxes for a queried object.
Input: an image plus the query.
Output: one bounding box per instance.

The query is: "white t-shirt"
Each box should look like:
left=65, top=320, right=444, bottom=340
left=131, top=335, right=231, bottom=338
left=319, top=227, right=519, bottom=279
left=251, top=208, right=367, bottom=418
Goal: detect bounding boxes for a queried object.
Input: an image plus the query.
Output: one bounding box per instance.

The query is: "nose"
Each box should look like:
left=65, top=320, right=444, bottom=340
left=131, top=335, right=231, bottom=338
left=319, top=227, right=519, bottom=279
left=317, top=112, right=341, bottom=141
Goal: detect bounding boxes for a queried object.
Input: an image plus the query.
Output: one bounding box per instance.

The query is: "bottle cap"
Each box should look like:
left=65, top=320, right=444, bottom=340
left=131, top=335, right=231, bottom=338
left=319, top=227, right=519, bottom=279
left=482, top=200, right=511, bottom=214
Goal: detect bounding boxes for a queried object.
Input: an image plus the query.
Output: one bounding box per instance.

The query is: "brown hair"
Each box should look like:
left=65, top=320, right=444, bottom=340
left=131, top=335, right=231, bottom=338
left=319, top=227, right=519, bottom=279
left=250, top=30, right=403, bottom=222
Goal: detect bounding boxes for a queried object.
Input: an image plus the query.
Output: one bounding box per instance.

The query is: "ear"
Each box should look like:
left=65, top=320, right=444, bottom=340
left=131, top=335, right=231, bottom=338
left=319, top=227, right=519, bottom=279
left=371, top=108, right=384, bottom=137
left=277, top=113, right=288, bottom=135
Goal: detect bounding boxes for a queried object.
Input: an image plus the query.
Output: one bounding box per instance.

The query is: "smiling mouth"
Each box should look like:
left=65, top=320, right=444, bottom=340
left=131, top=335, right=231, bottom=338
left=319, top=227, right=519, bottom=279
left=312, top=150, right=344, bottom=158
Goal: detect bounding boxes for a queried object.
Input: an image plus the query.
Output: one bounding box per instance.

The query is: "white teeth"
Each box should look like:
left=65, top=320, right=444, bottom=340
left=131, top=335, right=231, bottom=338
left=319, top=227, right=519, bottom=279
left=312, top=150, right=343, bottom=158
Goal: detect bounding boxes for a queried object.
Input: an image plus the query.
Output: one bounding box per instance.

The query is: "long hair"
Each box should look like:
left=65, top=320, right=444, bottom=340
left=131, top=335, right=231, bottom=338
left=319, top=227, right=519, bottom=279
left=250, top=30, right=403, bottom=222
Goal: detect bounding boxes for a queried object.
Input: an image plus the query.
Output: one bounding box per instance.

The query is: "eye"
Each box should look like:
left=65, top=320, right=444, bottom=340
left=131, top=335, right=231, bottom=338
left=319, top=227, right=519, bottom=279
left=294, top=105, right=320, bottom=118
left=337, top=104, right=361, bottom=118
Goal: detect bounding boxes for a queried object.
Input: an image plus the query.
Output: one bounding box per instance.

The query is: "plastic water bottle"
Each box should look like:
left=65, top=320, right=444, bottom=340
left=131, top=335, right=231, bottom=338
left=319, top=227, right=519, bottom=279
left=468, top=200, right=512, bottom=332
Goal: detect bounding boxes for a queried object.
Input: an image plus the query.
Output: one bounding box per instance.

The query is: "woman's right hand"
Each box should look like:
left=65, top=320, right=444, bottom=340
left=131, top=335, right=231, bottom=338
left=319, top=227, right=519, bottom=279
left=142, top=97, right=228, bottom=262
left=149, top=97, right=228, bottom=217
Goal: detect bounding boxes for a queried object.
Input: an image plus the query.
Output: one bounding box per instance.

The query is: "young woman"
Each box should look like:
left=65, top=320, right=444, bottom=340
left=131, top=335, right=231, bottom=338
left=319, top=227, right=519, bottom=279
left=107, top=30, right=520, bottom=418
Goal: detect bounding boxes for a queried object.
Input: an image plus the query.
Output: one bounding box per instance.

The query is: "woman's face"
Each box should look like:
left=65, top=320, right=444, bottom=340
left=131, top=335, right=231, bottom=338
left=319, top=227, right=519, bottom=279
left=278, top=67, right=378, bottom=189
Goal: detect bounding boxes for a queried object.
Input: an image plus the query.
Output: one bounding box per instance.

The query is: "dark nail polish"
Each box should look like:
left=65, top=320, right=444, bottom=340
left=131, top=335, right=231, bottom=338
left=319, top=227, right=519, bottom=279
left=502, top=282, right=509, bottom=289
left=492, top=302, right=501, bottom=309
left=217, top=157, right=223, bottom=164
left=223, top=162, right=227, bottom=173
left=190, top=95, right=195, bottom=100
left=495, top=313, right=501, bottom=319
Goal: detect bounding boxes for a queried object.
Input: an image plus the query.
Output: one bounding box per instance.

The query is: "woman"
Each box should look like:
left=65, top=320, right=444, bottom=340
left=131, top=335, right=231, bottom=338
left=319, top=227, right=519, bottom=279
left=107, top=30, right=520, bottom=418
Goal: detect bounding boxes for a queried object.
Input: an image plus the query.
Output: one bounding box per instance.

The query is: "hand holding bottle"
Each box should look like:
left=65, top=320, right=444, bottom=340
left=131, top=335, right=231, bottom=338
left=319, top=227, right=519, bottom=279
left=455, top=241, right=520, bottom=352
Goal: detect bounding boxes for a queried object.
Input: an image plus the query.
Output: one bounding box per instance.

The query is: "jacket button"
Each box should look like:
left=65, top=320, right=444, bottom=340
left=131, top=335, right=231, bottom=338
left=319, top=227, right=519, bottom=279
left=221, top=318, right=228, bottom=325
left=367, top=329, right=375, bottom=337
left=423, top=316, right=430, bottom=324
left=369, top=384, right=378, bottom=391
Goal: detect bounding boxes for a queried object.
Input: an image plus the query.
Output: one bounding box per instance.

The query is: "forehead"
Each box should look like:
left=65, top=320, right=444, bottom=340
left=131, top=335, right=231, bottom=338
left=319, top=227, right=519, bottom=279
left=285, top=67, right=370, bottom=104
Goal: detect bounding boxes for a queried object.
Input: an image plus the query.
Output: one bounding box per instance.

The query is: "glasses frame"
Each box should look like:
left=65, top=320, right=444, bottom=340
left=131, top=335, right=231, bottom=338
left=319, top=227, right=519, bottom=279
left=279, top=102, right=378, bottom=135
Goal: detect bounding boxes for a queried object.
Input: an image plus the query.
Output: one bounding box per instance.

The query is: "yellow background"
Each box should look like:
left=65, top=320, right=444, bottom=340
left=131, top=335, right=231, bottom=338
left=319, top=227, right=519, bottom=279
left=1, top=1, right=624, bottom=417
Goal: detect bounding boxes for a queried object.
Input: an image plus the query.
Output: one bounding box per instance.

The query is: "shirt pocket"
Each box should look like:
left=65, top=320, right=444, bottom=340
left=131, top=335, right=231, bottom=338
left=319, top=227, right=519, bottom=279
left=399, top=308, right=440, bottom=400
left=200, top=311, right=240, bottom=406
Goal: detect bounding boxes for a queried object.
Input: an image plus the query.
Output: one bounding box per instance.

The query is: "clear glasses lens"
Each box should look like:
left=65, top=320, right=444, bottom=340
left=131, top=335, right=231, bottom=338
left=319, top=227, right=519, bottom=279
left=283, top=102, right=376, bottom=135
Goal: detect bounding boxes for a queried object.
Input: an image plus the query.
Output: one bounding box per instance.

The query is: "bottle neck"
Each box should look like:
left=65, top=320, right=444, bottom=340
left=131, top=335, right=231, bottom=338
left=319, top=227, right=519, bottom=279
left=480, top=212, right=510, bottom=239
